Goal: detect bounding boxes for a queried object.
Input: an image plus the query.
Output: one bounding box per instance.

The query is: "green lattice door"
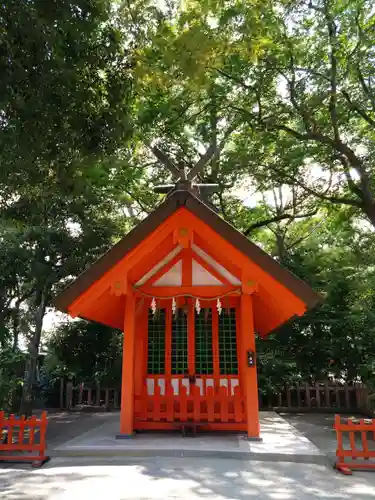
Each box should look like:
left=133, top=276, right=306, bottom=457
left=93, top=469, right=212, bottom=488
left=147, top=306, right=238, bottom=378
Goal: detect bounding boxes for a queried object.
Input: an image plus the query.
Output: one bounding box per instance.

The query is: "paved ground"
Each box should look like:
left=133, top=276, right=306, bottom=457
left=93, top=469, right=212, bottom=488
left=281, top=412, right=374, bottom=461
left=2, top=456, right=375, bottom=500
left=45, top=411, right=111, bottom=449
left=52, top=411, right=325, bottom=463
left=2, top=411, right=375, bottom=499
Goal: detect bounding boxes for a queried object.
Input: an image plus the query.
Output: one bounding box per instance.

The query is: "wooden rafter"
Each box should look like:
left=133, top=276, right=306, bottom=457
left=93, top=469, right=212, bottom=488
left=129, top=236, right=177, bottom=283
left=139, top=247, right=235, bottom=289
left=143, top=252, right=183, bottom=287
left=186, top=248, right=232, bottom=286
left=135, top=285, right=239, bottom=298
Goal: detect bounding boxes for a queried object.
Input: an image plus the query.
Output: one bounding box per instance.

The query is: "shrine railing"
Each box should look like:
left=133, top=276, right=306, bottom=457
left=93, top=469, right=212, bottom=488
left=135, top=378, right=245, bottom=425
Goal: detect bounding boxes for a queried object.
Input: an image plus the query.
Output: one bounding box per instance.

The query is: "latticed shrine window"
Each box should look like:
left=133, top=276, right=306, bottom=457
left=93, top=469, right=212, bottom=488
left=147, top=309, right=166, bottom=374
left=218, top=308, right=238, bottom=374
left=171, top=311, right=188, bottom=374
left=195, top=308, right=213, bottom=374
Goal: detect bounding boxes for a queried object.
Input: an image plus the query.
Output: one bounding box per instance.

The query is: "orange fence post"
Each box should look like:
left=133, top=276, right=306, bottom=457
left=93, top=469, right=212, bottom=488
left=220, top=386, right=229, bottom=423
left=334, top=414, right=375, bottom=475
left=0, top=411, right=49, bottom=467
left=234, top=386, right=243, bottom=423
left=153, top=384, right=161, bottom=422
left=207, top=386, right=215, bottom=422
left=180, top=383, right=188, bottom=422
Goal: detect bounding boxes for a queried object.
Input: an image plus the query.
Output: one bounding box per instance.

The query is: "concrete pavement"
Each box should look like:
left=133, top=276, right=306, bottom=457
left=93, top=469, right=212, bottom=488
left=51, top=411, right=327, bottom=464
left=2, top=456, right=375, bottom=500
left=2, top=411, right=375, bottom=499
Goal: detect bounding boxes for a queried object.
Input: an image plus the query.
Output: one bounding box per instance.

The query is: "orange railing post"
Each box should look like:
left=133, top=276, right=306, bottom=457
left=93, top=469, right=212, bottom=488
left=0, top=411, right=49, bottom=467
left=334, top=414, right=375, bottom=475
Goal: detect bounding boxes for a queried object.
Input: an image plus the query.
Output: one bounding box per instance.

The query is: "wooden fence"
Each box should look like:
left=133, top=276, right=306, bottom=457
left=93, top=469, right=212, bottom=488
left=62, top=381, right=120, bottom=411
left=0, top=411, right=49, bottom=467
left=260, top=382, right=369, bottom=412
left=59, top=379, right=370, bottom=413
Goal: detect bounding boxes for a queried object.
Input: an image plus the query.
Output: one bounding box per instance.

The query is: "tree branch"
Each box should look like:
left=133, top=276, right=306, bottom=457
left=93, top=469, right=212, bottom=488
left=259, top=161, right=364, bottom=209
left=324, top=0, right=340, bottom=143
left=231, top=103, right=366, bottom=173
left=244, top=210, right=318, bottom=235
left=212, top=68, right=253, bottom=90
left=341, top=90, right=375, bottom=128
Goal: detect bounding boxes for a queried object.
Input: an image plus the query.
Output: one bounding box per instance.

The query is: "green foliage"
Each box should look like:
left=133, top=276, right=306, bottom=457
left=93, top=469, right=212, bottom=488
left=0, top=347, right=25, bottom=413
left=0, top=0, right=138, bottom=413
left=2, top=0, right=375, bottom=411
left=256, top=209, right=375, bottom=391
left=45, top=320, right=122, bottom=386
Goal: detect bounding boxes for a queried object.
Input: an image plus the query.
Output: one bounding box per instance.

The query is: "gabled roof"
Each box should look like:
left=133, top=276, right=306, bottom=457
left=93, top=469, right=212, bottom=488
left=54, top=190, right=321, bottom=321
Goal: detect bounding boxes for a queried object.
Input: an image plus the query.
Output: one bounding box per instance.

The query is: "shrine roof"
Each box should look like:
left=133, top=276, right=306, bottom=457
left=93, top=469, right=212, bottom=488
left=54, top=190, right=321, bottom=319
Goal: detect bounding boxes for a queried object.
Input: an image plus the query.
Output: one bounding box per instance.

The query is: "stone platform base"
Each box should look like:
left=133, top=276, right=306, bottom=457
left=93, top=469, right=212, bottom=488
left=51, top=411, right=326, bottom=465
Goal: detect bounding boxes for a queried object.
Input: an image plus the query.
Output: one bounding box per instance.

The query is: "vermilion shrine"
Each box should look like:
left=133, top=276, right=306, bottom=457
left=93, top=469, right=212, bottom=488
left=54, top=147, right=320, bottom=439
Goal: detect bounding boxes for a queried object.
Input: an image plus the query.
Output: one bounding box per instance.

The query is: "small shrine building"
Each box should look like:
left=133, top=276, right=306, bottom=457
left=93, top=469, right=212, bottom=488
left=54, top=188, right=320, bottom=439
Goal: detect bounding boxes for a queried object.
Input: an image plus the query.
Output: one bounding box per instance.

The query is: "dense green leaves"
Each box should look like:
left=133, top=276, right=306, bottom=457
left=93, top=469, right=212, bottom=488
left=2, top=0, right=375, bottom=411
left=45, top=320, right=122, bottom=386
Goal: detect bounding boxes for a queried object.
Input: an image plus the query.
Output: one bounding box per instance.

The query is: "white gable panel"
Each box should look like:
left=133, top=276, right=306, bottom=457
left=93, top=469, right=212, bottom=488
left=153, top=259, right=182, bottom=286
left=192, top=260, right=223, bottom=286
left=192, top=244, right=241, bottom=285
left=135, top=246, right=182, bottom=286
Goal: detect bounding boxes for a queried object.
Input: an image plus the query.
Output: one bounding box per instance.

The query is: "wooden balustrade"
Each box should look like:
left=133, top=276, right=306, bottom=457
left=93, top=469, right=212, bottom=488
left=134, top=378, right=245, bottom=429
left=260, top=382, right=369, bottom=412
left=64, top=382, right=120, bottom=411
left=59, top=379, right=370, bottom=414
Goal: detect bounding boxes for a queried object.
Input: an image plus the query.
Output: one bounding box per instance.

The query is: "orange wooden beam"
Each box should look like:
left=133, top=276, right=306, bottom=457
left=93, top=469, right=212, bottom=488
left=129, top=236, right=177, bottom=283
left=134, top=300, right=147, bottom=399
left=188, top=248, right=232, bottom=286
left=135, top=285, right=239, bottom=298
left=182, top=250, right=192, bottom=286
left=173, top=227, right=193, bottom=248
left=144, top=252, right=182, bottom=287
left=240, top=293, right=260, bottom=439
left=241, top=275, right=258, bottom=295
left=120, top=289, right=136, bottom=436
left=188, top=299, right=195, bottom=375
left=68, top=219, right=180, bottom=316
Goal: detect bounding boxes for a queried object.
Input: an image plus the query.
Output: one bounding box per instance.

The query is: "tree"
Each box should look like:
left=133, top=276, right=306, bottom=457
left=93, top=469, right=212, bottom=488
left=0, top=0, right=133, bottom=187
left=45, top=320, right=122, bottom=386
left=214, top=0, right=375, bottom=227
left=135, top=0, right=375, bottom=228
left=0, top=0, right=137, bottom=414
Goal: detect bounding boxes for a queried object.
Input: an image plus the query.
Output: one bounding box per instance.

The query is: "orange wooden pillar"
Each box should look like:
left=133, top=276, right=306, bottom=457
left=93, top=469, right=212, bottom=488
left=240, top=293, right=260, bottom=439
left=119, top=290, right=136, bottom=437
left=134, top=302, right=147, bottom=417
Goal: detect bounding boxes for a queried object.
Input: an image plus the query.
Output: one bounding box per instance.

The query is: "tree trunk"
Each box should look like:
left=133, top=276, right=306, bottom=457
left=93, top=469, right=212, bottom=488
left=12, top=298, right=22, bottom=351
left=363, top=201, right=375, bottom=228
left=275, top=231, right=287, bottom=265
left=20, top=284, right=48, bottom=416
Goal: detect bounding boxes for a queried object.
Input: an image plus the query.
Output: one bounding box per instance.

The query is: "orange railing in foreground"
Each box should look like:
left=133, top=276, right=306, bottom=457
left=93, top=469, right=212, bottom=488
left=334, top=414, right=375, bottom=475
left=0, top=411, right=49, bottom=467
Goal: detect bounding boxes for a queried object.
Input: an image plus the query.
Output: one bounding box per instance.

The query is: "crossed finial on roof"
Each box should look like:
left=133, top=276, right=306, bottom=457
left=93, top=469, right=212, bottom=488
left=150, top=145, right=221, bottom=196
left=147, top=120, right=239, bottom=196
